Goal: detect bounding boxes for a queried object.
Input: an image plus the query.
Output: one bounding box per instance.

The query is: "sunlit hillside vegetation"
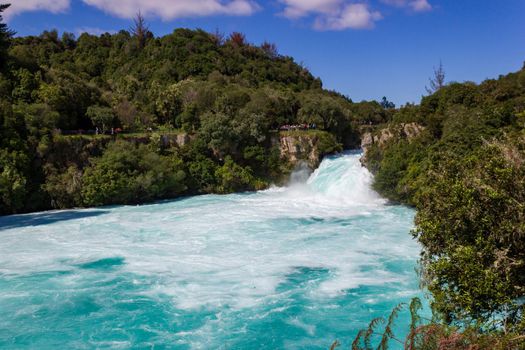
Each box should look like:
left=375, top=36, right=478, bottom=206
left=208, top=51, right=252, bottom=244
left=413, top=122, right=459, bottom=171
left=0, top=6, right=392, bottom=215
left=361, top=64, right=525, bottom=349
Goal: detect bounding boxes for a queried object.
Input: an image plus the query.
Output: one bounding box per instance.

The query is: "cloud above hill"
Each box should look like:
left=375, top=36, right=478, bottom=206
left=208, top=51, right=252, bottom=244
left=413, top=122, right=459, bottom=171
left=279, top=0, right=383, bottom=30
left=81, top=0, right=260, bottom=20
left=277, top=0, right=432, bottom=31
left=380, top=0, right=432, bottom=12
left=5, top=0, right=432, bottom=31
left=314, top=4, right=383, bottom=30
left=4, top=0, right=70, bottom=19
left=4, top=0, right=259, bottom=21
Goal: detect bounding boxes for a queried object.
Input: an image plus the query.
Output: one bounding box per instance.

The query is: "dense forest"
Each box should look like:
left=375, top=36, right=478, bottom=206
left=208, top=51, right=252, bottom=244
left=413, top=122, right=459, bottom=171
left=360, top=64, right=525, bottom=348
left=0, top=5, right=391, bottom=215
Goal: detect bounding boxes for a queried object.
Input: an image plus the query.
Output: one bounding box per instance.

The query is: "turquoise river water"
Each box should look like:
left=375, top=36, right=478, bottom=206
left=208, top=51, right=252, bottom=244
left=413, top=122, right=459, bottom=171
left=0, top=152, right=422, bottom=349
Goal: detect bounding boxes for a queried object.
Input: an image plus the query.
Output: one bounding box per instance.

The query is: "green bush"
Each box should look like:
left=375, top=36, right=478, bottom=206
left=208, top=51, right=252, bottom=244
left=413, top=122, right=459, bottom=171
left=81, top=141, right=186, bottom=206
left=214, top=155, right=265, bottom=193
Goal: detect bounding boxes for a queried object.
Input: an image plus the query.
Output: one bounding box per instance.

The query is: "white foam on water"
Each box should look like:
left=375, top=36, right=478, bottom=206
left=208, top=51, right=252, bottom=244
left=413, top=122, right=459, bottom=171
left=0, top=152, right=418, bottom=312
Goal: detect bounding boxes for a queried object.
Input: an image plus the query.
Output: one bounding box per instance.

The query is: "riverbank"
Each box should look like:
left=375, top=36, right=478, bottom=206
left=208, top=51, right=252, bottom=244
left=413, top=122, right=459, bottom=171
left=1, top=130, right=342, bottom=216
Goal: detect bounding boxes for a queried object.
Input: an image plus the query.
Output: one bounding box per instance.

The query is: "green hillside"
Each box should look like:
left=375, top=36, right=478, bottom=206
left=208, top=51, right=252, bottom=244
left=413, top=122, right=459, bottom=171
left=0, top=6, right=392, bottom=215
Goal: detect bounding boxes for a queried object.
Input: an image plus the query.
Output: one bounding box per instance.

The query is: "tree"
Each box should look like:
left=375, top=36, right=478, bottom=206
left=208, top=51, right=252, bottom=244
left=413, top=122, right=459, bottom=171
left=16, top=103, right=60, bottom=136
left=261, top=41, right=278, bottom=58
left=12, top=68, right=38, bottom=102
left=115, top=100, right=138, bottom=130
left=380, top=96, right=395, bottom=109
left=228, top=32, right=246, bottom=47
left=426, top=61, right=446, bottom=94
left=86, top=105, right=114, bottom=132
left=61, top=32, right=76, bottom=49
left=214, top=156, right=256, bottom=193
left=36, top=69, right=99, bottom=129
left=199, top=111, right=237, bottom=158
left=298, top=92, right=351, bottom=135
left=155, top=84, right=182, bottom=125
left=211, top=28, right=224, bottom=46
left=129, top=11, right=151, bottom=49
left=0, top=3, right=15, bottom=70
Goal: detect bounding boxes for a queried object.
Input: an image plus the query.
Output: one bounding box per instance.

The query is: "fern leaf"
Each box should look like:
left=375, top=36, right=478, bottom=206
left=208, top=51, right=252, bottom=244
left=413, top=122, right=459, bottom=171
left=352, top=329, right=367, bottom=350
left=364, top=317, right=385, bottom=350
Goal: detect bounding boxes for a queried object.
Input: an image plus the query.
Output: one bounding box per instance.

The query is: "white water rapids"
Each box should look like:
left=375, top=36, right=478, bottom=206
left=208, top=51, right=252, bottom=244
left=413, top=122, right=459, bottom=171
left=0, top=151, right=421, bottom=349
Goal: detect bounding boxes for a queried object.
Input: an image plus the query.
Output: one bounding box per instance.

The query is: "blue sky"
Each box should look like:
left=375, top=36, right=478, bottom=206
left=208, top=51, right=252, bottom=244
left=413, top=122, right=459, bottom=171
left=5, top=0, right=525, bottom=105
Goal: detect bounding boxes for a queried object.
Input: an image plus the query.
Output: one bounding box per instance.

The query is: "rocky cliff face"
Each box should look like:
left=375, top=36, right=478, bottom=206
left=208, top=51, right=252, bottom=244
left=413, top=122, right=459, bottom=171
left=360, top=123, right=425, bottom=164
left=279, top=135, right=321, bottom=169
left=273, top=131, right=342, bottom=169
left=160, top=133, right=191, bottom=148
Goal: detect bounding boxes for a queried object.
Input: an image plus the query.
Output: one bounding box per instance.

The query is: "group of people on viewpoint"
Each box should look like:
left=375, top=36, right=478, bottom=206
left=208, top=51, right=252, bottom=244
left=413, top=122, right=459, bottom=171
left=279, top=123, right=317, bottom=131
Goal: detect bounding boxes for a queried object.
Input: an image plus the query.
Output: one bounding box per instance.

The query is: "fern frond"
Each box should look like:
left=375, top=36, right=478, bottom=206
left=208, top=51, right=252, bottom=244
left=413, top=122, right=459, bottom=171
left=409, top=297, right=422, bottom=331
left=352, top=329, right=367, bottom=350
left=377, top=303, right=406, bottom=350
left=329, top=340, right=340, bottom=350
left=364, top=317, right=385, bottom=350
left=406, top=297, right=423, bottom=350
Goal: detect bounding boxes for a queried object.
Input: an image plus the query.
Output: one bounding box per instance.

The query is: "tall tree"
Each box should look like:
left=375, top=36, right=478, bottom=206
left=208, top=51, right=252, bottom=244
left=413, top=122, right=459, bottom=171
left=0, top=3, right=15, bottom=69
left=228, top=32, right=246, bottom=47
left=261, top=41, right=278, bottom=58
left=380, top=96, right=395, bottom=109
left=211, top=28, right=224, bottom=46
left=129, top=11, right=150, bottom=49
left=425, top=61, right=446, bottom=94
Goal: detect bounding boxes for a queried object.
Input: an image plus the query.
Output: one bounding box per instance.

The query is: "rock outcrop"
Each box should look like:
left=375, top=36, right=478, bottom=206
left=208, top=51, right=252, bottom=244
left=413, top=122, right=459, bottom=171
left=360, top=123, right=425, bottom=164
left=273, top=131, right=342, bottom=169
left=279, top=135, right=321, bottom=169
left=160, top=133, right=191, bottom=148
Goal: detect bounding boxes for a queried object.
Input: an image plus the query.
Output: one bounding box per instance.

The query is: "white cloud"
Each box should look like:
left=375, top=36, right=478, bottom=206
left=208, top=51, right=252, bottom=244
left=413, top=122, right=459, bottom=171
left=314, top=3, right=382, bottom=30
left=4, top=0, right=70, bottom=20
left=279, top=0, right=342, bottom=19
left=381, top=0, right=432, bottom=12
left=279, top=1, right=382, bottom=30
left=81, top=0, right=259, bottom=20
left=410, top=0, right=432, bottom=12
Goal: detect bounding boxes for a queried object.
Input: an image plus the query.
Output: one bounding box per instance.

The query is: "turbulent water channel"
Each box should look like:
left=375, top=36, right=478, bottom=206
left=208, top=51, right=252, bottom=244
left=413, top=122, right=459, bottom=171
left=0, top=152, right=421, bottom=349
